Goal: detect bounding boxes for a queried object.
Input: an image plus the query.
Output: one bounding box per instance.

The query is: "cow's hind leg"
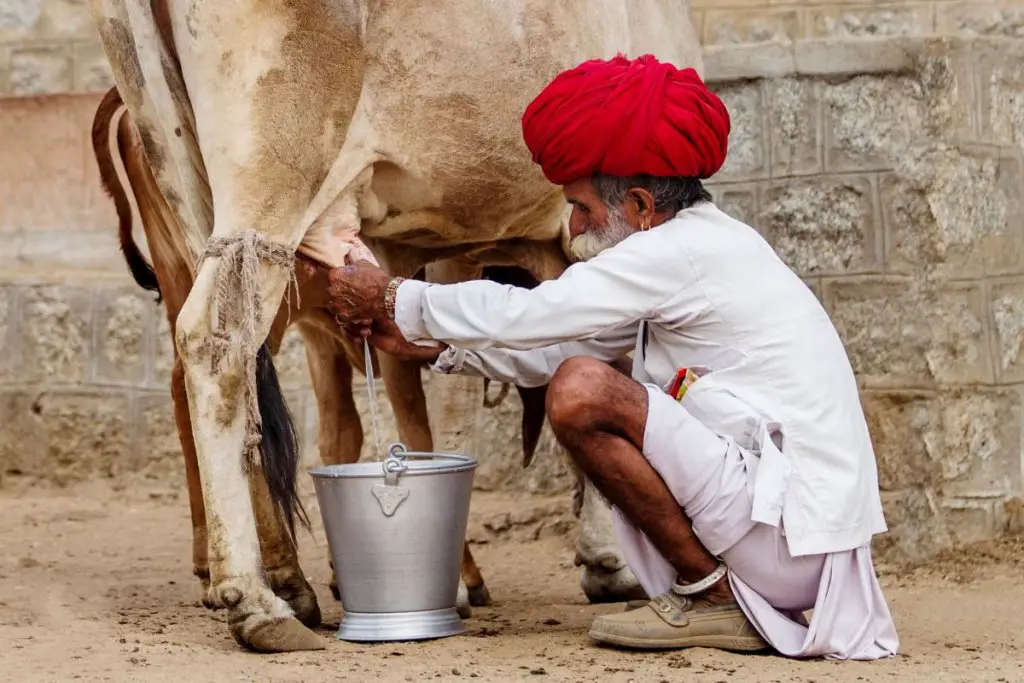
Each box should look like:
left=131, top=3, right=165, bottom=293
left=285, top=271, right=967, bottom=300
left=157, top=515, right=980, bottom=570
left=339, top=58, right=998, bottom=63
left=176, top=241, right=323, bottom=652
left=299, top=320, right=364, bottom=603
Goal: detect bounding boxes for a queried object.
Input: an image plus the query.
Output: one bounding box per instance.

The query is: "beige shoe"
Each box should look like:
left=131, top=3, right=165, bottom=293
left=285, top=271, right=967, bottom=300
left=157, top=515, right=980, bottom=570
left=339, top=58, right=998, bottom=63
left=590, top=591, right=768, bottom=652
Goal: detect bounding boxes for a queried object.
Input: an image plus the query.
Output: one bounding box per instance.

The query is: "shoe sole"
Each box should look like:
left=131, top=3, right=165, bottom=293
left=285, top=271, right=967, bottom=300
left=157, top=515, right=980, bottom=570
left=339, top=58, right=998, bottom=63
left=589, top=629, right=768, bottom=652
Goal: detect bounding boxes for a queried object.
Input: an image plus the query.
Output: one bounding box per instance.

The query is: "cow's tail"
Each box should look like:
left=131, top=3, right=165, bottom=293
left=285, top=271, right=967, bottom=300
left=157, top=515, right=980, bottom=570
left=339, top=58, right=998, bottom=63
left=256, top=343, right=310, bottom=541
left=90, top=86, right=162, bottom=299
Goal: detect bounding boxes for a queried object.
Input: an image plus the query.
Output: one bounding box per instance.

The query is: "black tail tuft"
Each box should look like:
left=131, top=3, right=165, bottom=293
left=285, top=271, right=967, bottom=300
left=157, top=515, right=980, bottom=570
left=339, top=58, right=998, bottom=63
left=255, top=342, right=309, bottom=542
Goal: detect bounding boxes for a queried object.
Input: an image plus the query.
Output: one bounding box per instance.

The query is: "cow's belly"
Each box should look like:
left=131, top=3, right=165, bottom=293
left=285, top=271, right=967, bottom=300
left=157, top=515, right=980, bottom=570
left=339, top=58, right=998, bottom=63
left=344, top=0, right=700, bottom=247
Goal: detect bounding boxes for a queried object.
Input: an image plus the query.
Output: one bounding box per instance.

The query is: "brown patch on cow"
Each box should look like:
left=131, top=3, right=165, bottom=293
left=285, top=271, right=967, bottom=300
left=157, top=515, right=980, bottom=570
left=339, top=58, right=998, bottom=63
left=174, top=127, right=182, bottom=137
left=216, top=370, right=245, bottom=427
left=136, top=124, right=166, bottom=175
left=186, top=1, right=200, bottom=39
left=240, top=0, right=366, bottom=224
left=219, top=51, right=237, bottom=79
left=97, top=18, right=145, bottom=110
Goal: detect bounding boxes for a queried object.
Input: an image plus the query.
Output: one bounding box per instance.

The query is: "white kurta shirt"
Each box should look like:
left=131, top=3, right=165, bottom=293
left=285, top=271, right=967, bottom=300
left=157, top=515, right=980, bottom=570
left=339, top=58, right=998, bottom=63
left=393, top=202, right=887, bottom=558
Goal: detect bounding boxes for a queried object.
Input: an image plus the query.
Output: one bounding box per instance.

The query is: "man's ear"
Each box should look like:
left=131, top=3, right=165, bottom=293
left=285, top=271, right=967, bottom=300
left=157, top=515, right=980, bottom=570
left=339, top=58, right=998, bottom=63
left=628, top=188, right=656, bottom=228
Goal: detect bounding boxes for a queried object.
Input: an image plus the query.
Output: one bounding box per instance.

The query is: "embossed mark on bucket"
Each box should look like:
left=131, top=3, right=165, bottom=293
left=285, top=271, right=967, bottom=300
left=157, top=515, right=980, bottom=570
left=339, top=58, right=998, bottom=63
left=371, top=483, right=410, bottom=516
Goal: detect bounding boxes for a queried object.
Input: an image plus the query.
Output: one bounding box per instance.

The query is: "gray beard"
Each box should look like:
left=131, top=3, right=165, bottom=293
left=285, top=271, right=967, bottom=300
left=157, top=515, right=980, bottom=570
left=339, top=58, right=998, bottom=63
left=568, top=207, right=635, bottom=262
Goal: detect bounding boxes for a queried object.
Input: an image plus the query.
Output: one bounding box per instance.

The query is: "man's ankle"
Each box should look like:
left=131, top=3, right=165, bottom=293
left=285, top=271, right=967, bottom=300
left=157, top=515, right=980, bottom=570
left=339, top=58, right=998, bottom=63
left=699, top=581, right=736, bottom=606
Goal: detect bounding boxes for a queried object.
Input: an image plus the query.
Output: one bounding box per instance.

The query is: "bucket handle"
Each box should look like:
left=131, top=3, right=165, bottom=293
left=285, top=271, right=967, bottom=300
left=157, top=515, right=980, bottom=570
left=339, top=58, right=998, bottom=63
left=382, top=442, right=409, bottom=486
left=372, top=442, right=411, bottom=517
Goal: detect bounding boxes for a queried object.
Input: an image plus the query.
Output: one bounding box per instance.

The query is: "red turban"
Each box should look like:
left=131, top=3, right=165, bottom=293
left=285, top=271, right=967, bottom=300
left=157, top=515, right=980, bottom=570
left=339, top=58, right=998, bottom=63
left=521, top=54, right=731, bottom=186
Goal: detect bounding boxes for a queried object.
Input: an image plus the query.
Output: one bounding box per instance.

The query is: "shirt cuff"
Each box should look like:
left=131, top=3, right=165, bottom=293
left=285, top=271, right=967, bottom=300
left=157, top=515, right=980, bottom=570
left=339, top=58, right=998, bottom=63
left=431, top=346, right=468, bottom=375
left=393, top=279, right=432, bottom=341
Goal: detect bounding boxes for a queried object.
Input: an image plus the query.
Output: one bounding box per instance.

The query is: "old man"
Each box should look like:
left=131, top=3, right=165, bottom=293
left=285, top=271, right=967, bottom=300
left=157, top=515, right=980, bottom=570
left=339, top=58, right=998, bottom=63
left=326, top=54, right=899, bottom=659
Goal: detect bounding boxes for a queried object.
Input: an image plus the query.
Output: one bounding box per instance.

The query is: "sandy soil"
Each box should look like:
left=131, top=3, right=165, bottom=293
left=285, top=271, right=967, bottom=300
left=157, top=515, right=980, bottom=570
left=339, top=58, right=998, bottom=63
left=2, top=481, right=1024, bottom=683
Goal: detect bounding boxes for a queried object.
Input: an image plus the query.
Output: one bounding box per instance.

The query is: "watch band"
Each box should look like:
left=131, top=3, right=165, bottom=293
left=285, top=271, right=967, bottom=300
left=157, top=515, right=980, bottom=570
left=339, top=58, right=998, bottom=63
left=384, top=276, right=406, bottom=320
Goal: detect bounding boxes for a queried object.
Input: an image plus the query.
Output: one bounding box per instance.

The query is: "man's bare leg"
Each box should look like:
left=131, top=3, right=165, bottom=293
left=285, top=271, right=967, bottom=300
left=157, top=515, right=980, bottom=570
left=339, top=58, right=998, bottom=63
left=546, top=357, right=765, bottom=651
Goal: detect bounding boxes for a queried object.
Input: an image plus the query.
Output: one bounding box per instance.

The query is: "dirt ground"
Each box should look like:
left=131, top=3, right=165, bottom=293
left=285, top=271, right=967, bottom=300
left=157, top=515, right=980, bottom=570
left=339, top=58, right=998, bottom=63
left=2, top=481, right=1024, bottom=683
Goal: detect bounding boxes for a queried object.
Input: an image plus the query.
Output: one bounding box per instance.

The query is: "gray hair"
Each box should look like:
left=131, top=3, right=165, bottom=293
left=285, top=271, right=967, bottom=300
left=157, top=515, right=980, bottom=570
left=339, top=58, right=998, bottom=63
left=591, top=174, right=712, bottom=216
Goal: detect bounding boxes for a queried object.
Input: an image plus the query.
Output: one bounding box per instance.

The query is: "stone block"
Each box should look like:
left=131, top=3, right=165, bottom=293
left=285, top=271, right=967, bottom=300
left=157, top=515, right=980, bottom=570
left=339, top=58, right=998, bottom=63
left=765, top=77, right=821, bottom=177
left=711, top=82, right=767, bottom=182
left=862, top=391, right=943, bottom=491
left=10, top=46, right=72, bottom=96
left=991, top=278, right=1024, bottom=384
left=808, top=4, right=933, bottom=39
left=707, top=183, right=758, bottom=229
left=134, top=393, right=185, bottom=483
left=703, top=9, right=801, bottom=46
left=863, top=388, right=1021, bottom=497
left=0, top=285, right=18, bottom=383
left=0, top=0, right=42, bottom=44
left=934, top=389, right=1022, bottom=498
left=794, top=37, right=919, bottom=77
left=0, top=390, right=130, bottom=484
left=825, top=278, right=993, bottom=387
left=18, top=284, right=93, bottom=385
left=942, top=499, right=999, bottom=546
left=704, top=42, right=796, bottom=83
left=759, top=175, right=879, bottom=276
left=94, top=288, right=152, bottom=386
left=938, top=3, right=1024, bottom=37
left=976, top=39, right=1024, bottom=149
left=873, top=488, right=950, bottom=563
left=823, top=73, right=926, bottom=172
left=73, top=40, right=114, bottom=93
left=0, top=0, right=96, bottom=44
left=882, top=150, right=1023, bottom=278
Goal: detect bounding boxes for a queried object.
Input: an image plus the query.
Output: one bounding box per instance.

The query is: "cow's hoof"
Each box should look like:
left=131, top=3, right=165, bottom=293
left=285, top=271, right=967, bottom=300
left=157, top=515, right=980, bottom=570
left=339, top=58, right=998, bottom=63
left=243, top=617, right=327, bottom=652
left=456, top=581, right=472, bottom=619
left=222, top=579, right=326, bottom=653
left=467, top=582, right=493, bottom=607
left=580, top=564, right=647, bottom=604
left=266, top=567, right=322, bottom=629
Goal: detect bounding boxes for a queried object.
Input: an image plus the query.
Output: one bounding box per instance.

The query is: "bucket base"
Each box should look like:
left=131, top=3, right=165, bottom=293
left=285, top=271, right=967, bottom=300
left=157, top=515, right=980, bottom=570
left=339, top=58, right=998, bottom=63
left=336, top=607, right=464, bottom=642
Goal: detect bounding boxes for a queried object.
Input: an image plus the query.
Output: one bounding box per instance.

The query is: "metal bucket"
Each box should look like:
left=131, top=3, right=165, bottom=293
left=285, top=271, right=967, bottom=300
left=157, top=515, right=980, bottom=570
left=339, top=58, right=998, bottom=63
left=308, top=443, right=477, bottom=642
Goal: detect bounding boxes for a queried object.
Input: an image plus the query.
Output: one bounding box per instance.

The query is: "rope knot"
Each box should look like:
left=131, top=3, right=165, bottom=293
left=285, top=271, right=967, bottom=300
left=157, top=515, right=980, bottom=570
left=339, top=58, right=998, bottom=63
left=198, top=231, right=298, bottom=469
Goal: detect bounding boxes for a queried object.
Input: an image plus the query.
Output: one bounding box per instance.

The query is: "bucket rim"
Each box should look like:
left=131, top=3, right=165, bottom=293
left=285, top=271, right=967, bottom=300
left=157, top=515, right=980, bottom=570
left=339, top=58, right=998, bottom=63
left=308, top=451, right=478, bottom=479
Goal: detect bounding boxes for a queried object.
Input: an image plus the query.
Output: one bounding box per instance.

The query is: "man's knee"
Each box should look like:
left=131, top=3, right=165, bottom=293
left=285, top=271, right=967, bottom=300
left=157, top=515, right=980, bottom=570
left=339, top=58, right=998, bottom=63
left=546, top=356, right=618, bottom=433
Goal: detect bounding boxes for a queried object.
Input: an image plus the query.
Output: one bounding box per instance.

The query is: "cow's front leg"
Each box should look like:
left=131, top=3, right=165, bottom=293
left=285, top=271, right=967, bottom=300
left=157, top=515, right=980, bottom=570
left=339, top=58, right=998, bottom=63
left=175, top=240, right=324, bottom=652
left=575, top=472, right=647, bottom=603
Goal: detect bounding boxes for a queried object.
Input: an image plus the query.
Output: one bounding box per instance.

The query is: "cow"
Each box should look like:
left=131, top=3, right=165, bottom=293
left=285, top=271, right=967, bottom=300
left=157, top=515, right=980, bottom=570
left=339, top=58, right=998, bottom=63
left=90, top=85, right=559, bottom=620
left=87, top=0, right=701, bottom=652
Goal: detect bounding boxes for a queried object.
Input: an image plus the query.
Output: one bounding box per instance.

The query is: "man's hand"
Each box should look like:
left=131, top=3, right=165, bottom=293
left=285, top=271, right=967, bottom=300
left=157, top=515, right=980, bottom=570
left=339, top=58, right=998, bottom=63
left=326, top=260, right=393, bottom=323
left=347, top=318, right=446, bottom=364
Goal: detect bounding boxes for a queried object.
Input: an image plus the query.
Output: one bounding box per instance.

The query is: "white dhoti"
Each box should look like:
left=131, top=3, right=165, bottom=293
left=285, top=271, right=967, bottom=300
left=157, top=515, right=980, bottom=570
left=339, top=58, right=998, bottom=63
left=610, top=385, right=900, bottom=661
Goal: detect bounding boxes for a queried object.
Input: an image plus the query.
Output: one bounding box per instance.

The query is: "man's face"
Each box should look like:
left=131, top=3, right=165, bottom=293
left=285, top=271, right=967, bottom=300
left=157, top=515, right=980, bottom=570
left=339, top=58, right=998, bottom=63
left=562, top=179, right=636, bottom=263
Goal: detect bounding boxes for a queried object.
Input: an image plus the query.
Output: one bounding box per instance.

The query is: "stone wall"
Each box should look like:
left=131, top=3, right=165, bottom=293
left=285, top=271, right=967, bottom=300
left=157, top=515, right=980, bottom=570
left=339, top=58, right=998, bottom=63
left=702, top=33, right=1024, bottom=561
left=3, top=2, right=1024, bottom=561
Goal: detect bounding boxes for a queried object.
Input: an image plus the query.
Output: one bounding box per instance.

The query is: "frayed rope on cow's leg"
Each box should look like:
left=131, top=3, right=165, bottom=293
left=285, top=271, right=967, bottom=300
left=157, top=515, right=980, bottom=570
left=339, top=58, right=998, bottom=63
left=198, top=231, right=298, bottom=470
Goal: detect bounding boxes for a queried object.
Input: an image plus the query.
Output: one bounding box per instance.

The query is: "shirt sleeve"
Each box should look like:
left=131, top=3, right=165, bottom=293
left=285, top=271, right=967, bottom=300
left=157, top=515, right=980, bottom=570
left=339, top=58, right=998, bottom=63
left=428, top=325, right=638, bottom=388
left=393, top=228, right=705, bottom=351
